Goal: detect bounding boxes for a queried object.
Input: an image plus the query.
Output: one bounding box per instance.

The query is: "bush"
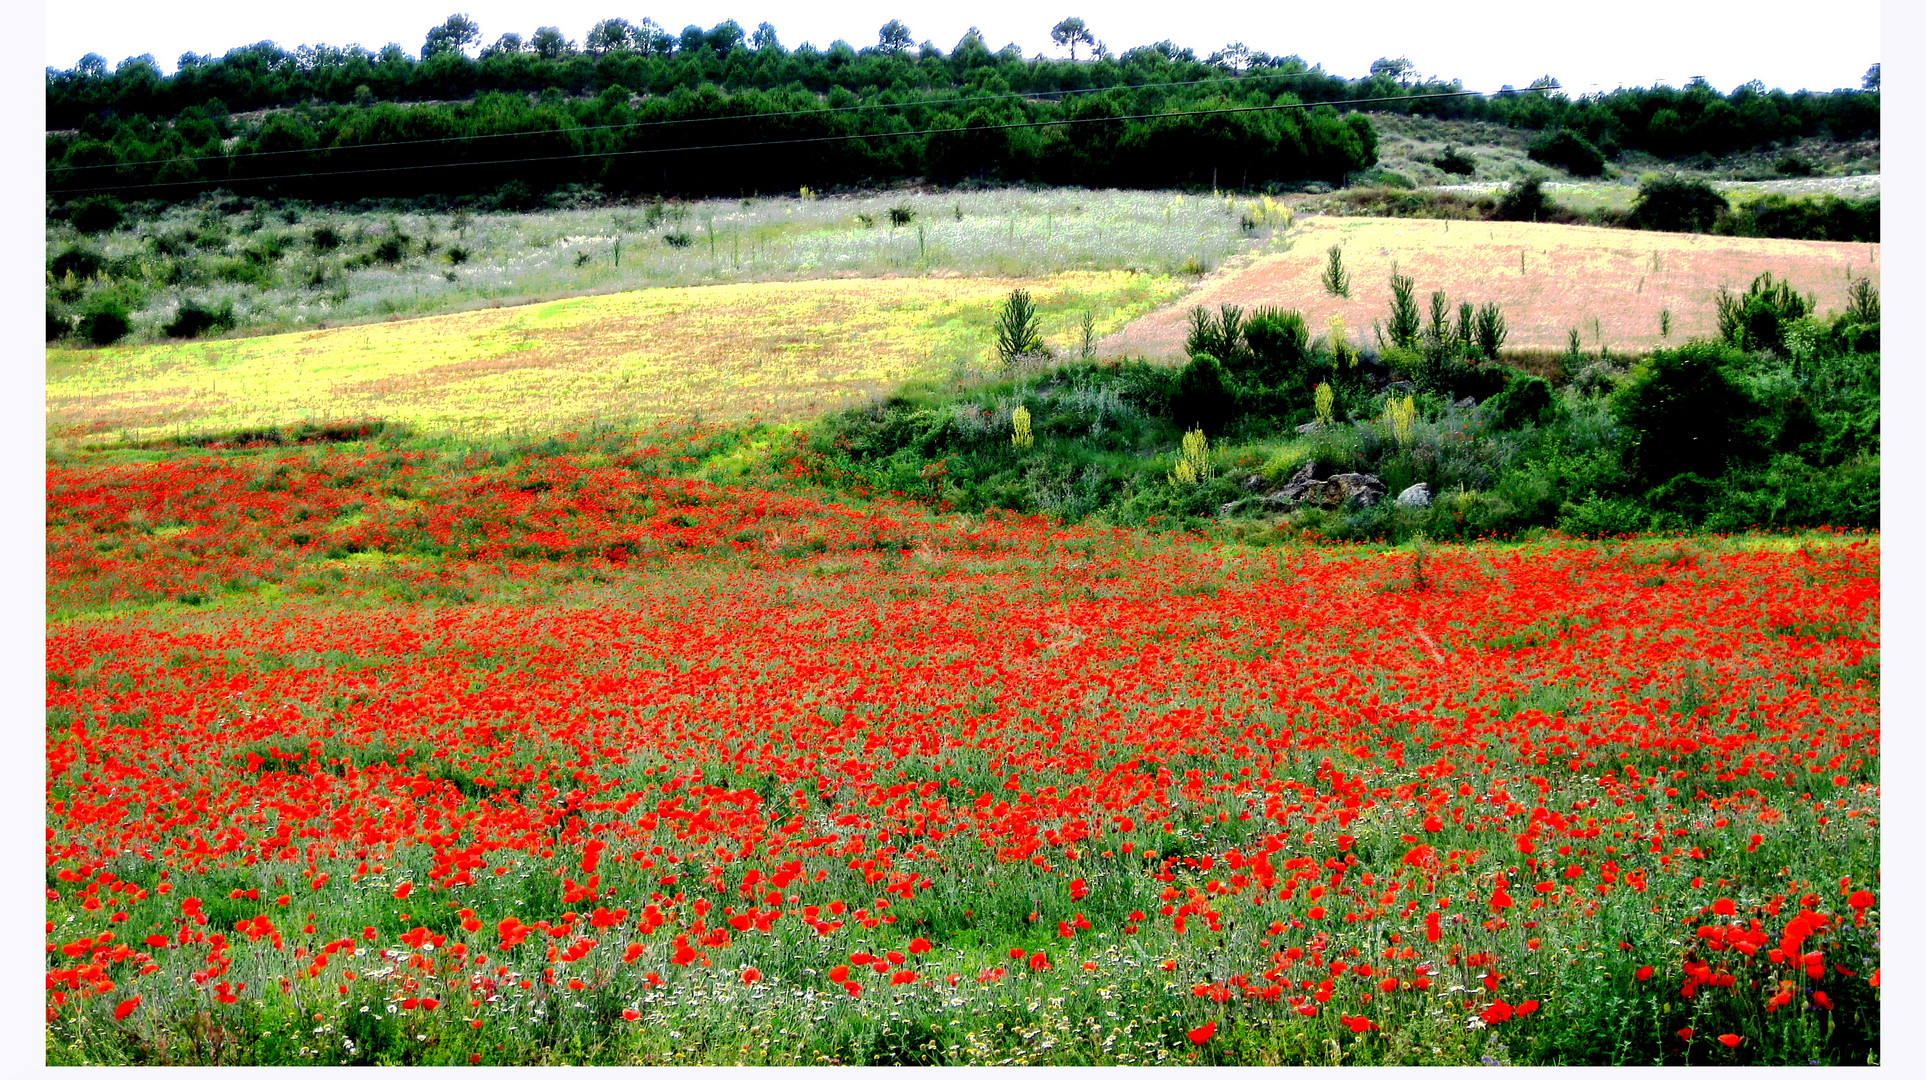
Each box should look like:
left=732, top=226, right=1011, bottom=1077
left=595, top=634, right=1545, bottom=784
left=492, top=180, right=537, bottom=212
left=163, top=300, right=235, bottom=339
left=1173, top=353, right=1235, bottom=433
left=47, top=306, right=71, bottom=342
left=1527, top=128, right=1607, bottom=177
left=1626, top=174, right=1728, bottom=233
left=1714, top=194, right=1878, bottom=242
left=1483, top=374, right=1556, bottom=430
left=1714, top=272, right=1814, bottom=355
left=1431, top=145, right=1477, bottom=175
left=1496, top=177, right=1551, bottom=222
left=70, top=195, right=126, bottom=234
left=50, top=245, right=104, bottom=282
left=1557, top=494, right=1647, bottom=537
left=1613, top=342, right=1760, bottom=483
left=1240, top=308, right=1311, bottom=383
left=77, top=300, right=131, bottom=345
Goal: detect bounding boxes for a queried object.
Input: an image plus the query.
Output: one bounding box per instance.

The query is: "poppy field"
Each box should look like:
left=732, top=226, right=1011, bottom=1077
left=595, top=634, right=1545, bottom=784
left=45, top=434, right=1879, bottom=1065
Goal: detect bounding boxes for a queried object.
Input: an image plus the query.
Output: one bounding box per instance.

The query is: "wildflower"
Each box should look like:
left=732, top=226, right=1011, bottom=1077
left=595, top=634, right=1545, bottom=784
left=1188, top=1021, right=1216, bottom=1045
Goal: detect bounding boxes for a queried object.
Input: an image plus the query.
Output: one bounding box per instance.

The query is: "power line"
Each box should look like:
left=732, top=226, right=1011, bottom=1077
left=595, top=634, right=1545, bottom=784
left=50, top=66, right=1427, bottom=177
left=57, top=86, right=1558, bottom=196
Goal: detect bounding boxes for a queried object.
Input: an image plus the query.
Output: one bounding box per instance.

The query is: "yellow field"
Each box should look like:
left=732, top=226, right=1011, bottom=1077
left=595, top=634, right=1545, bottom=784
left=1103, top=217, right=1880, bottom=359
left=47, top=272, right=1182, bottom=444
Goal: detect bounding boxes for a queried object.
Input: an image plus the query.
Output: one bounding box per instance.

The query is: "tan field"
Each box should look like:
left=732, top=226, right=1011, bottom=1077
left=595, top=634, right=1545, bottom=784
left=1102, top=216, right=1880, bottom=360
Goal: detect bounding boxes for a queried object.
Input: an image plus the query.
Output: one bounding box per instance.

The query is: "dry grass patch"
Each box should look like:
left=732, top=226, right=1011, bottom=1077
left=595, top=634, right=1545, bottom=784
left=1102, top=216, right=1879, bottom=360
left=48, top=272, right=1181, bottom=444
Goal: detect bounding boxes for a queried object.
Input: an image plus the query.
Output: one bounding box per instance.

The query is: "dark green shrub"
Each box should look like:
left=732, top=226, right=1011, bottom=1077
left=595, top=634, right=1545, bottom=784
left=1714, top=194, right=1878, bottom=242
left=47, top=306, right=70, bottom=341
left=1714, top=272, right=1813, bottom=355
left=888, top=205, right=915, bottom=227
left=370, top=234, right=410, bottom=264
left=1432, top=145, right=1477, bottom=175
left=1240, top=308, right=1312, bottom=390
left=1483, top=374, right=1556, bottom=429
left=163, top=300, right=235, bottom=339
left=1613, top=342, right=1760, bottom=483
left=310, top=224, right=343, bottom=250
left=1626, top=174, right=1728, bottom=233
left=492, top=180, right=537, bottom=212
left=1774, top=155, right=1814, bottom=177
left=70, top=195, right=126, bottom=234
left=1496, top=177, right=1550, bottom=222
left=78, top=300, right=131, bottom=345
left=1527, top=128, right=1606, bottom=177
left=1173, top=353, right=1235, bottom=433
left=50, top=245, right=104, bottom=281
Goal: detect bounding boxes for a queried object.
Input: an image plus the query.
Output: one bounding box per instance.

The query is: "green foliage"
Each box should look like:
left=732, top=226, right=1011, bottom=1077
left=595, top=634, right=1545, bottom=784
left=1613, top=342, right=1760, bottom=483
left=1320, top=245, right=1350, bottom=298
left=163, top=300, right=235, bottom=339
left=1556, top=494, right=1648, bottom=537
left=1431, top=144, right=1477, bottom=175
left=1174, top=352, right=1235, bottom=433
left=1385, top=269, right=1420, bottom=350
left=1472, top=302, right=1508, bottom=361
left=1714, top=272, right=1813, bottom=355
left=1483, top=374, right=1556, bottom=430
left=1527, top=128, right=1607, bottom=176
left=70, top=195, right=126, bottom=235
left=78, top=298, right=131, bottom=345
left=1496, top=177, right=1550, bottom=222
left=50, top=245, right=104, bottom=282
left=995, top=288, right=1047, bottom=365
left=1240, top=308, right=1312, bottom=389
left=1626, top=174, right=1728, bottom=233
left=1713, top=193, right=1878, bottom=242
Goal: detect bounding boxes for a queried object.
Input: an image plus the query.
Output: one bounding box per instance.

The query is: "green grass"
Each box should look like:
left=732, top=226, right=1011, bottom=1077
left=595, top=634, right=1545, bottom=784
left=48, top=272, right=1186, bottom=444
left=48, top=188, right=1281, bottom=347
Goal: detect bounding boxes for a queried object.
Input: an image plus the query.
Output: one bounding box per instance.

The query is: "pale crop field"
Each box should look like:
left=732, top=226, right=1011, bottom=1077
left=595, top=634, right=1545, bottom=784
left=48, top=272, right=1183, bottom=444
left=1103, top=216, right=1880, bottom=360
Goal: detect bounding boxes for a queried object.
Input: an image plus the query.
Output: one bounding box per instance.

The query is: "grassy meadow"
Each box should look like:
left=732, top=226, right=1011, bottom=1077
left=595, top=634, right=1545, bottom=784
left=48, top=271, right=1185, bottom=443
left=48, top=188, right=1284, bottom=346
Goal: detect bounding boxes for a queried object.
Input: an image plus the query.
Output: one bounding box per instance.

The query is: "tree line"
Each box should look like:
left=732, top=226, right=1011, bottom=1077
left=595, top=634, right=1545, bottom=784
left=46, top=16, right=1877, bottom=205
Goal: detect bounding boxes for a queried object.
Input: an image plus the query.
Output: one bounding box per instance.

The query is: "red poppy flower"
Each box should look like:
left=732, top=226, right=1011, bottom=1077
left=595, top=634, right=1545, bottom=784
left=1188, top=1021, right=1216, bottom=1045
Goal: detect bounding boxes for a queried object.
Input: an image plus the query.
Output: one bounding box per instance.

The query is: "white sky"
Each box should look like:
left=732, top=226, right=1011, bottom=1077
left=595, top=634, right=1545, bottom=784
left=47, top=0, right=1879, bottom=95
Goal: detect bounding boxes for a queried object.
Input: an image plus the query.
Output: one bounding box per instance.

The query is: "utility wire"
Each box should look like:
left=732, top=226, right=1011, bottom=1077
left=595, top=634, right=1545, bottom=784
left=50, top=66, right=1455, bottom=176
left=58, top=85, right=1558, bottom=195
